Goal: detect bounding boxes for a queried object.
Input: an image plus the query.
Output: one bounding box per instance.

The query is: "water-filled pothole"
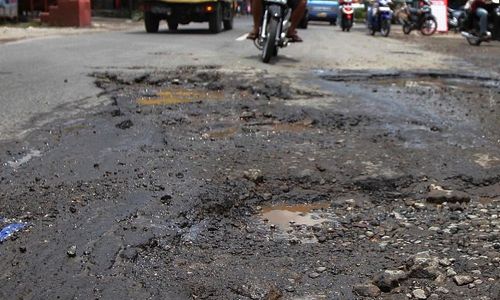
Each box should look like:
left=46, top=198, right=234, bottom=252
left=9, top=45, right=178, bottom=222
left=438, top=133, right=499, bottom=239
left=138, top=87, right=224, bottom=106
left=261, top=202, right=330, bottom=230
left=317, top=70, right=500, bottom=91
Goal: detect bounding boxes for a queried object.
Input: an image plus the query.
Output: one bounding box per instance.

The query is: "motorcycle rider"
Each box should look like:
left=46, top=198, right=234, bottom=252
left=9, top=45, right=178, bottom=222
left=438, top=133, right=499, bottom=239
left=339, top=0, right=352, bottom=16
left=247, top=0, right=307, bottom=42
left=367, top=0, right=392, bottom=28
left=464, top=0, right=496, bottom=37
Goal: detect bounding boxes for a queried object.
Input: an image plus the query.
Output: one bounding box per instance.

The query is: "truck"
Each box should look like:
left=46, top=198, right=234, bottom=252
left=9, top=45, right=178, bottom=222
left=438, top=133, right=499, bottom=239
left=142, top=0, right=237, bottom=33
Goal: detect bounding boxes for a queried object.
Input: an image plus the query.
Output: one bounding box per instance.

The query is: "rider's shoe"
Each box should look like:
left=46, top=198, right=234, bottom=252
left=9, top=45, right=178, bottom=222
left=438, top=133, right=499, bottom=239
left=481, top=31, right=492, bottom=39
left=247, top=31, right=258, bottom=40
left=286, top=30, right=303, bottom=42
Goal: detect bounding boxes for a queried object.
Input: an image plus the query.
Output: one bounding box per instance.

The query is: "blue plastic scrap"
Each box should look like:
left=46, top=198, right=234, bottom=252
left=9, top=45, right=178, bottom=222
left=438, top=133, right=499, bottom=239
left=0, top=223, right=27, bottom=242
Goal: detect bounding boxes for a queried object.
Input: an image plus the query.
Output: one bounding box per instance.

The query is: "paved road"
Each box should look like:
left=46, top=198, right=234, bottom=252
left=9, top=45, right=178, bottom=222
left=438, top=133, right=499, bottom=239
left=0, top=17, right=464, bottom=141
left=0, top=17, right=499, bottom=300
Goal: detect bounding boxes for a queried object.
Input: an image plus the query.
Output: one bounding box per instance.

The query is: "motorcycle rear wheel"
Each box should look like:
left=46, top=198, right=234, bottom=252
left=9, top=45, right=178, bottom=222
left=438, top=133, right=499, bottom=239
left=420, top=17, right=437, bottom=36
left=402, top=23, right=412, bottom=34
left=262, top=17, right=279, bottom=63
left=381, top=19, right=391, bottom=37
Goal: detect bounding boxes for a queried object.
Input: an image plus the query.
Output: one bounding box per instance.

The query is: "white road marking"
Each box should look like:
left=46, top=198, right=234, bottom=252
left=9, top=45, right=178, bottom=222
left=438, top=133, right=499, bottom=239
left=236, top=33, right=249, bottom=41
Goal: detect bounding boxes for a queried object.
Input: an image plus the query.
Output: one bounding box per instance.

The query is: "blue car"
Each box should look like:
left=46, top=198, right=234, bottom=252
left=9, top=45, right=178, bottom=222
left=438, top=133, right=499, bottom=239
left=307, top=0, right=339, bottom=25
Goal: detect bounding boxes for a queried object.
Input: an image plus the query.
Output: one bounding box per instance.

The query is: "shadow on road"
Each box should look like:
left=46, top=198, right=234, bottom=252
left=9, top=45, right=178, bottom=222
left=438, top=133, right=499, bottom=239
left=126, top=29, right=233, bottom=35
left=242, top=54, right=301, bottom=64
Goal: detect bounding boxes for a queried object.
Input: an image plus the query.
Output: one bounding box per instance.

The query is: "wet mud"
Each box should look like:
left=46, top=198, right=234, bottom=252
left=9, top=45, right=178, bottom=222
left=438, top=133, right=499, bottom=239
left=0, top=65, right=499, bottom=299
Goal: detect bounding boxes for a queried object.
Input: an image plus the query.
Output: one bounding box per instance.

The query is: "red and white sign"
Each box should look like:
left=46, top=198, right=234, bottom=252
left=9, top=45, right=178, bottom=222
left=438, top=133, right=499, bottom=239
left=431, top=0, right=448, bottom=32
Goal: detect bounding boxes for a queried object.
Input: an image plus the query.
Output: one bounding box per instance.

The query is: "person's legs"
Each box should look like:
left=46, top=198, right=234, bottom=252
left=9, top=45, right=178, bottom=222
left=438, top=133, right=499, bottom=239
left=287, top=0, right=307, bottom=41
left=367, top=7, right=373, bottom=27
left=476, top=7, right=488, bottom=36
left=247, top=0, right=263, bottom=39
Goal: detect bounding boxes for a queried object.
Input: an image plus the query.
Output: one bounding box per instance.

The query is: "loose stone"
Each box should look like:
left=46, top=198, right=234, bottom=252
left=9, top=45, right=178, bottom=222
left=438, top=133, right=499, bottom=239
left=413, top=288, right=427, bottom=299
left=372, top=269, right=408, bottom=292
left=353, top=284, right=381, bottom=297
left=453, top=275, right=474, bottom=286
left=67, top=245, right=77, bottom=257
left=435, top=287, right=449, bottom=294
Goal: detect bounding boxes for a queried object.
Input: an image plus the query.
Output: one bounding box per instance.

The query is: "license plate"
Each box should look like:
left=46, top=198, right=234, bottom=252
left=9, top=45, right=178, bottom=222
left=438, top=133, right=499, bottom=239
left=151, top=6, right=171, bottom=14
left=317, top=12, right=328, bottom=18
left=315, top=6, right=331, bottom=11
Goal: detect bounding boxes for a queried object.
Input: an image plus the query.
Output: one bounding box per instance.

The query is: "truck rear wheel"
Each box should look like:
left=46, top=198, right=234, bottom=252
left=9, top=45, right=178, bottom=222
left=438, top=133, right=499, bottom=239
left=223, top=4, right=234, bottom=30
left=209, top=3, right=223, bottom=33
left=145, top=12, right=160, bottom=33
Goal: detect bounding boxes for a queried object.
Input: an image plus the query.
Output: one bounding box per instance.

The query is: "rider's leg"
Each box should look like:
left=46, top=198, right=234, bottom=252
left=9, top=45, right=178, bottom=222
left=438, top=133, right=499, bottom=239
left=285, top=0, right=307, bottom=41
left=248, top=0, right=263, bottom=38
left=289, top=0, right=307, bottom=31
left=476, top=8, right=488, bottom=36
left=367, top=7, right=373, bottom=26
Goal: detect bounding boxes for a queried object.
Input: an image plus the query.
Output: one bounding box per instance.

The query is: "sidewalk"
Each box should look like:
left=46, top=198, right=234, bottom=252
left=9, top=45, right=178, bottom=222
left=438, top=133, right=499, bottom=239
left=0, top=17, right=141, bottom=44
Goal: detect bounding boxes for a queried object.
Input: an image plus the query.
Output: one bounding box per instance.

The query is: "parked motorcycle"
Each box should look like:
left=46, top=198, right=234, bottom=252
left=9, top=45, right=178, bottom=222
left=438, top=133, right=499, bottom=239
left=340, top=0, right=354, bottom=31
left=368, top=0, right=393, bottom=37
left=402, top=0, right=437, bottom=35
left=461, top=2, right=500, bottom=46
left=254, top=0, right=293, bottom=63
left=448, top=7, right=466, bottom=32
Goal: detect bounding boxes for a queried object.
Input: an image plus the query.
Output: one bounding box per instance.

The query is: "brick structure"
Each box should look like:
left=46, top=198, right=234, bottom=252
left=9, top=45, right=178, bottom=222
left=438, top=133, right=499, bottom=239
left=40, top=0, right=91, bottom=26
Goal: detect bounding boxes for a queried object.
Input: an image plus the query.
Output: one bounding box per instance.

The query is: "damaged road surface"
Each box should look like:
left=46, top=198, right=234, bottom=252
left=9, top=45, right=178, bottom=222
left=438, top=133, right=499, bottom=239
left=0, top=64, right=498, bottom=299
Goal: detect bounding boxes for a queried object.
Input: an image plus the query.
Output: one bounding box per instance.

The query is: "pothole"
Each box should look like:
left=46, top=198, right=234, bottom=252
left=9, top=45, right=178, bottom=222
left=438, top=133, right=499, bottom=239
left=317, top=70, right=500, bottom=86
left=317, top=70, right=500, bottom=94
left=7, top=149, right=42, bottom=169
left=253, top=201, right=340, bottom=244
left=202, top=127, right=239, bottom=140
left=137, top=87, right=224, bottom=106
left=261, top=202, right=331, bottom=231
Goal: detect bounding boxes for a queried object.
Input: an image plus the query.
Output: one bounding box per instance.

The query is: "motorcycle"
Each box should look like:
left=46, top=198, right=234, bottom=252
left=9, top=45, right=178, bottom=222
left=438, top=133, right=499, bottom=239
left=340, top=0, right=354, bottom=31
left=461, top=3, right=500, bottom=46
left=448, top=6, right=466, bottom=32
left=254, top=0, right=292, bottom=63
left=401, top=0, right=438, bottom=35
left=368, top=0, right=393, bottom=37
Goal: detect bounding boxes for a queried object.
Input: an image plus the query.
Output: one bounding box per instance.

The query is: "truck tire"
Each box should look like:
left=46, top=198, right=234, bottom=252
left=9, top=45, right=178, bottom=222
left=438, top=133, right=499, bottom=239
left=145, top=12, right=160, bottom=33
left=167, top=19, right=179, bottom=31
left=209, top=3, right=223, bottom=33
left=223, top=4, right=234, bottom=30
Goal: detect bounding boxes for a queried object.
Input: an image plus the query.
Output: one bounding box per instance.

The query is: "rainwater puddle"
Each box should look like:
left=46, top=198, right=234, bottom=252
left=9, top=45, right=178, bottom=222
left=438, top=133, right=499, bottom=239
left=7, top=150, right=42, bottom=169
left=271, top=121, right=314, bottom=133
left=370, top=77, right=499, bottom=92
left=202, top=126, right=238, bottom=139
left=474, top=153, right=500, bottom=168
left=261, top=202, right=330, bottom=230
left=137, top=87, right=224, bottom=106
left=317, top=70, right=500, bottom=92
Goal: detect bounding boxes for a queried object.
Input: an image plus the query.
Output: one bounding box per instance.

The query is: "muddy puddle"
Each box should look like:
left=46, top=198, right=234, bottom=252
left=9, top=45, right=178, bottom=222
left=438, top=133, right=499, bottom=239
left=202, top=126, right=239, bottom=139
left=261, top=202, right=330, bottom=230
left=137, top=87, right=224, bottom=106
left=6, top=149, right=42, bottom=169
left=317, top=70, right=500, bottom=93
left=368, top=77, right=500, bottom=92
